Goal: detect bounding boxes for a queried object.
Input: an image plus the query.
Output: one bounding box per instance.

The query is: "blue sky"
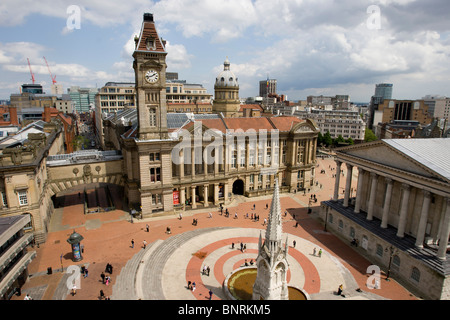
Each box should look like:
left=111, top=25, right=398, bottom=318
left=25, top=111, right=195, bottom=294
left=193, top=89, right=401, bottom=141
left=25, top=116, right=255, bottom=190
left=1, top=0, right=450, bottom=102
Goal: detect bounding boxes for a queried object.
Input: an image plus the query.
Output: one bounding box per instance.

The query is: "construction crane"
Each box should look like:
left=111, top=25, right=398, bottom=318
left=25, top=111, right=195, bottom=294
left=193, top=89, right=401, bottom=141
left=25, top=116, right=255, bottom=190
left=43, top=56, right=57, bottom=84
left=27, top=58, right=35, bottom=84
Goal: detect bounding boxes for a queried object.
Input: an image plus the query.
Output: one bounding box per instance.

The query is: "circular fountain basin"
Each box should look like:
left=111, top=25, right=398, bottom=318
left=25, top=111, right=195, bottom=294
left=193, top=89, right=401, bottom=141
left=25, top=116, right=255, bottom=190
left=223, top=266, right=309, bottom=300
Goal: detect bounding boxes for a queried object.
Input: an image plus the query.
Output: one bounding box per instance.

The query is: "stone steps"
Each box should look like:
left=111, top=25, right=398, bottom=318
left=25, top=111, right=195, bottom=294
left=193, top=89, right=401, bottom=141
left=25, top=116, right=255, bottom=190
left=140, top=227, right=232, bottom=300
left=111, top=241, right=160, bottom=300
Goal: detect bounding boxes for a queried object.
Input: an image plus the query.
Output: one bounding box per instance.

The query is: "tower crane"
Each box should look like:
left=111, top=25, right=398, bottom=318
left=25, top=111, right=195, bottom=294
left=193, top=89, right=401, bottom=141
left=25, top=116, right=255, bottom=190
left=27, top=58, right=35, bottom=84
left=43, top=56, right=57, bottom=84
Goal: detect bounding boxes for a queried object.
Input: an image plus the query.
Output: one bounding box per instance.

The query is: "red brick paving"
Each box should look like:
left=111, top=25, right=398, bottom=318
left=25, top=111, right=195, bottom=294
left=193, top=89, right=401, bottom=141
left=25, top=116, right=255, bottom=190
left=13, top=156, right=417, bottom=300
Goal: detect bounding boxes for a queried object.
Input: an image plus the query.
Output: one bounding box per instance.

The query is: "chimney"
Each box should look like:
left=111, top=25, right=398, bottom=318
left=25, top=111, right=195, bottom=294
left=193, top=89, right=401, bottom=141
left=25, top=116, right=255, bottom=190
left=43, top=105, right=51, bottom=122
left=9, top=106, right=18, bottom=125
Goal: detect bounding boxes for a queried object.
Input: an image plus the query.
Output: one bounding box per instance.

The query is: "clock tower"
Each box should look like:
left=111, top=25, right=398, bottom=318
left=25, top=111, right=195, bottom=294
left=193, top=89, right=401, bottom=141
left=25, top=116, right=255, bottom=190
left=126, top=13, right=174, bottom=218
left=133, top=13, right=169, bottom=140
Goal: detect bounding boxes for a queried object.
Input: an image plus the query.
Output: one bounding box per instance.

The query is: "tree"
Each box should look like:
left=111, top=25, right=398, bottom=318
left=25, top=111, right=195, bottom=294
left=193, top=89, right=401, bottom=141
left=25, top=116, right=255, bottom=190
left=323, top=131, right=333, bottom=147
left=317, top=132, right=324, bottom=147
left=364, top=128, right=378, bottom=142
left=345, top=137, right=354, bottom=145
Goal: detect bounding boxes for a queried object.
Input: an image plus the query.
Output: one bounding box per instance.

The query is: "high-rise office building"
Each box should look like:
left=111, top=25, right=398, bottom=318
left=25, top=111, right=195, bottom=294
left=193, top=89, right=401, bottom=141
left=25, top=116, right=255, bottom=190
left=68, top=86, right=99, bottom=113
left=374, top=83, right=393, bottom=100
left=259, top=79, right=277, bottom=97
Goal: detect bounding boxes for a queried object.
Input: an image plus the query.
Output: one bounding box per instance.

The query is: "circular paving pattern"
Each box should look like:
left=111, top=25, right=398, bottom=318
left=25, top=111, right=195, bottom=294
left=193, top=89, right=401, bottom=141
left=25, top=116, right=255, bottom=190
left=157, top=228, right=354, bottom=300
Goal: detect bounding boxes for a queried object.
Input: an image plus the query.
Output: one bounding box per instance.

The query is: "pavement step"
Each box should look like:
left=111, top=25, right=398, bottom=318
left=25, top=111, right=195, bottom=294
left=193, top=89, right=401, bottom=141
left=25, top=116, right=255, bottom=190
left=140, top=227, right=233, bottom=300
left=111, top=241, right=160, bottom=300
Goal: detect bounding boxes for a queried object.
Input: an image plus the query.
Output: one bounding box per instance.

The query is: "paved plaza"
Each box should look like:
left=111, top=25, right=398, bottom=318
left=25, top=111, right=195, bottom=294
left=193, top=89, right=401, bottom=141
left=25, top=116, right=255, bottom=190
left=12, top=157, right=418, bottom=300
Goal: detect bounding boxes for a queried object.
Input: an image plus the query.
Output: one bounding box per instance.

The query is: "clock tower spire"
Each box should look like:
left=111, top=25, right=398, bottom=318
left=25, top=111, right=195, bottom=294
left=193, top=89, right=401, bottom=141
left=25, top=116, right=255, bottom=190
left=133, top=13, right=169, bottom=140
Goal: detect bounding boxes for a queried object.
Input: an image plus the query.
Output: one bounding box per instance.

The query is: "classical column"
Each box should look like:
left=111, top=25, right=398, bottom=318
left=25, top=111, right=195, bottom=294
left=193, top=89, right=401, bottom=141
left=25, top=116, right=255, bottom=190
left=191, top=185, right=197, bottom=209
left=179, top=150, right=184, bottom=179
left=396, top=183, right=411, bottom=238
left=354, top=167, right=364, bottom=213
left=214, top=183, right=219, bottom=205
left=203, top=185, right=209, bottom=207
left=333, top=160, right=342, bottom=201
left=191, top=146, right=195, bottom=177
left=366, top=172, right=378, bottom=221
left=343, top=164, right=353, bottom=207
left=415, top=190, right=431, bottom=248
left=437, top=198, right=450, bottom=260
left=180, top=187, right=186, bottom=209
left=381, top=178, right=393, bottom=228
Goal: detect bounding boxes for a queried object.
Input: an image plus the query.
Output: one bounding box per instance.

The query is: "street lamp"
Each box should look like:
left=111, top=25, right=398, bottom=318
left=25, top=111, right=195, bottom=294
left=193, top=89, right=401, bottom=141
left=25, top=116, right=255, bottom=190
left=385, top=245, right=398, bottom=281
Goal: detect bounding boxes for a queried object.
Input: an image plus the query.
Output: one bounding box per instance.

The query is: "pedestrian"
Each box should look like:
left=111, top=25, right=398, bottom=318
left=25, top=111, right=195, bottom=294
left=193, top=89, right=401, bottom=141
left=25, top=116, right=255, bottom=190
left=100, top=289, right=105, bottom=300
left=179, top=213, right=183, bottom=220
left=71, top=284, right=77, bottom=296
left=293, top=240, right=296, bottom=248
left=263, top=218, right=267, bottom=225
left=84, top=267, right=88, bottom=278
left=24, top=294, right=32, bottom=300
left=202, top=265, right=207, bottom=275
left=187, top=280, right=191, bottom=290
left=313, top=247, right=316, bottom=256
left=143, top=240, right=147, bottom=249
left=240, top=242, right=243, bottom=252
left=146, top=224, right=149, bottom=232
left=337, top=284, right=343, bottom=295
left=131, top=239, right=134, bottom=248
left=105, top=276, right=110, bottom=286
left=101, top=272, right=105, bottom=284
left=207, top=266, right=210, bottom=276
left=231, top=242, right=235, bottom=249
left=318, top=249, right=322, bottom=257
left=192, top=282, right=196, bottom=292
left=253, top=204, right=255, bottom=210
left=208, top=212, right=212, bottom=218
left=234, top=212, right=238, bottom=219
left=209, top=289, right=213, bottom=300
left=243, top=244, right=246, bottom=252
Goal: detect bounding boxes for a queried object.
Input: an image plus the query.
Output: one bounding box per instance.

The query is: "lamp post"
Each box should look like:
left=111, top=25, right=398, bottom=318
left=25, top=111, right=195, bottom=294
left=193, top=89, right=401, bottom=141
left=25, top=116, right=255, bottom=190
left=385, top=245, right=397, bottom=281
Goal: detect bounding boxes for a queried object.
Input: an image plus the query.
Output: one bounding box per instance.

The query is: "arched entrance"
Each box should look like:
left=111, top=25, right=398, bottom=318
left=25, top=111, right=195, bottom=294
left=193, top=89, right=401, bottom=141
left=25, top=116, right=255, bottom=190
left=232, top=179, right=244, bottom=195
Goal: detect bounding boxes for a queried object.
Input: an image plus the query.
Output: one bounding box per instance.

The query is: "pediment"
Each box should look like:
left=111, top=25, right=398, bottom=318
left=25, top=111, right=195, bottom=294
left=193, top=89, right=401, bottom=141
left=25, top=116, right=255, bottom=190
left=339, top=143, right=442, bottom=180
left=291, top=120, right=318, bottom=134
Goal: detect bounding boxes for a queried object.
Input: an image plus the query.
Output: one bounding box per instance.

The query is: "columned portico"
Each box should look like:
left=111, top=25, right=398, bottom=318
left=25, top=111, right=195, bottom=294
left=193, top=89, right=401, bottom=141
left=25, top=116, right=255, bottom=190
left=437, top=198, right=450, bottom=260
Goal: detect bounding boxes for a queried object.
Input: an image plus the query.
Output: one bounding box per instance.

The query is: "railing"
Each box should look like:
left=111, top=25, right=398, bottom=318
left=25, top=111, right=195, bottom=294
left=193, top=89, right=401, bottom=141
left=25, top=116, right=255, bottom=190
left=47, top=150, right=122, bottom=165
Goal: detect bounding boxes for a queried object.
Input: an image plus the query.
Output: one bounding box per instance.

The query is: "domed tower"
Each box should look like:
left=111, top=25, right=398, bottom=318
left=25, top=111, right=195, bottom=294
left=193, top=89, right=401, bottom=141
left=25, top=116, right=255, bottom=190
left=213, top=57, right=241, bottom=118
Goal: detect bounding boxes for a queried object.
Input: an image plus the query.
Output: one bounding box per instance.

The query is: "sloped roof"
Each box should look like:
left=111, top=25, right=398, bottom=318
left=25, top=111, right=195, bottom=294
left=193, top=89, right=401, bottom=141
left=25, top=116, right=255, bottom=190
left=383, top=138, right=450, bottom=181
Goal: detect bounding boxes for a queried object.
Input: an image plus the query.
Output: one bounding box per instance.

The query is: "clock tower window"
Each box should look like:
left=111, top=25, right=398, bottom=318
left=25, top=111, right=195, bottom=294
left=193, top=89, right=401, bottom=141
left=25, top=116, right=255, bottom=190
left=149, top=108, right=157, bottom=127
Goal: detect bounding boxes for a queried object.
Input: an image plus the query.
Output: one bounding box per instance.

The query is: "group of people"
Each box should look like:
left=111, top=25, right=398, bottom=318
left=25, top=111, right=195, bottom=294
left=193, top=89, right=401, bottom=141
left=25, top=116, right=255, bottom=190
left=202, top=265, right=211, bottom=276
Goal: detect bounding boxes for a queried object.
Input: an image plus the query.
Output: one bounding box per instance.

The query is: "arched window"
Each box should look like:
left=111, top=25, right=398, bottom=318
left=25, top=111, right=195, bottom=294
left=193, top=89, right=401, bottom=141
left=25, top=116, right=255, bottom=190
left=392, top=255, right=400, bottom=271
left=349, top=227, right=355, bottom=238
left=411, top=267, right=420, bottom=283
left=338, top=219, right=344, bottom=232
left=376, top=244, right=383, bottom=257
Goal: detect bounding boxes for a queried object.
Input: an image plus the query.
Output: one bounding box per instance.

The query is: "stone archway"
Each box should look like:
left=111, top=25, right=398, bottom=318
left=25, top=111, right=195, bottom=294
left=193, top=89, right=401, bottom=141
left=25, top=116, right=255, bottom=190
left=232, top=179, right=244, bottom=195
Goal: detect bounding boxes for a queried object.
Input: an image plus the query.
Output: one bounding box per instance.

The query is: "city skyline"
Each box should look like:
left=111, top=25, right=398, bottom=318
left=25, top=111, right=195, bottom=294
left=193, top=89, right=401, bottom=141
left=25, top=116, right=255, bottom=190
left=0, top=0, right=450, bottom=102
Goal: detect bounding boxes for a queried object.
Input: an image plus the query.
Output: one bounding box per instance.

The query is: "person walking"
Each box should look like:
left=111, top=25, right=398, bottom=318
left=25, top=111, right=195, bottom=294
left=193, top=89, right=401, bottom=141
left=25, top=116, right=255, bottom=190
left=143, top=240, right=147, bottom=249
left=313, top=247, right=317, bottom=256
left=293, top=240, right=296, bottom=248
left=209, top=289, right=213, bottom=300
left=83, top=267, right=88, bottom=278
left=131, top=239, right=134, bottom=248
left=101, top=272, right=105, bottom=284
left=318, top=249, right=322, bottom=257
left=146, top=224, right=149, bottom=232
left=100, top=289, right=105, bottom=300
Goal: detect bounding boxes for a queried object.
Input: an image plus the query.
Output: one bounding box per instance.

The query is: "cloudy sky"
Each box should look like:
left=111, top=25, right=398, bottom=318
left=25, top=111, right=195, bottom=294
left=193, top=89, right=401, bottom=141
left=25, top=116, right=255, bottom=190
left=0, top=0, right=449, bottom=102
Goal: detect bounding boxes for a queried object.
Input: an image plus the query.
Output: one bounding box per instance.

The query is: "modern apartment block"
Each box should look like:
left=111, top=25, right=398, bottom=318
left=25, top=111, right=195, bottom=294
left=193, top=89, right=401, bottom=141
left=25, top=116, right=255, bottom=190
left=166, top=79, right=212, bottom=113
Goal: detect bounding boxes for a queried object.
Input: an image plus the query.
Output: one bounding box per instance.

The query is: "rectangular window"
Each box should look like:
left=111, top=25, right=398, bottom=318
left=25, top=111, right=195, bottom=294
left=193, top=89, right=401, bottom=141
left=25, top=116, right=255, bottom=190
left=1, top=191, right=7, bottom=207
left=150, top=167, right=161, bottom=182
left=149, top=108, right=156, bottom=127
left=18, top=190, right=28, bottom=206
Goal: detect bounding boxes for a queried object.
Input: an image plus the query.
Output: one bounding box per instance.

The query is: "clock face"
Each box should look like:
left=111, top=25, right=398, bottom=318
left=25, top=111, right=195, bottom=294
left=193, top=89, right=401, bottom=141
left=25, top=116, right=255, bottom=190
left=145, top=70, right=159, bottom=83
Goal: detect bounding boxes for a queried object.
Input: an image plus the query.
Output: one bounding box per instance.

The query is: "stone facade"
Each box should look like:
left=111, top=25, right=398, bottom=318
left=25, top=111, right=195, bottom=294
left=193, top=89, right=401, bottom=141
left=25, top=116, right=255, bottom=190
left=320, top=138, right=450, bottom=300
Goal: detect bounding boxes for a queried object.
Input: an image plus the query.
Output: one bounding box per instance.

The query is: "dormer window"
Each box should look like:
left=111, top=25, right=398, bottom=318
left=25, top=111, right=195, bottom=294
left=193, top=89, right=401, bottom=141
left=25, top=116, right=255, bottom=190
left=146, top=37, right=156, bottom=50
